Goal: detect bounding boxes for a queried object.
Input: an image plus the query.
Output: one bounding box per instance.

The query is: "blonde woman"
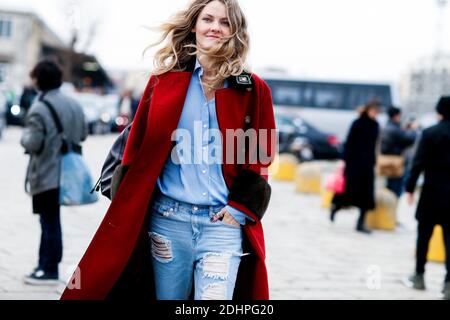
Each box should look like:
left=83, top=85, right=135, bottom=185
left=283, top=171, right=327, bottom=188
left=61, top=0, right=276, bottom=300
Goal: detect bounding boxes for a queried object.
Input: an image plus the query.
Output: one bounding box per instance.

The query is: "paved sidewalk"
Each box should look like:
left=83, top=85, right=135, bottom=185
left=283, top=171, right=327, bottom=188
left=0, top=127, right=446, bottom=300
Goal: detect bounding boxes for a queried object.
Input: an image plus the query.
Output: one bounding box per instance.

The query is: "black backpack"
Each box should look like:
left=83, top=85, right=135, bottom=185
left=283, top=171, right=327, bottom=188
left=92, top=124, right=131, bottom=200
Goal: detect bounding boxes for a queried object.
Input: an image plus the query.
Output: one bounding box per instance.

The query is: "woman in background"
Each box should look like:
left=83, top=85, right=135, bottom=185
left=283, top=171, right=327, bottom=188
left=330, top=99, right=381, bottom=234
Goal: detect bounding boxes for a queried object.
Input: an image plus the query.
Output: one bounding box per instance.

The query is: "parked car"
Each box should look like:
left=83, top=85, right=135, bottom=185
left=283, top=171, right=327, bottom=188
left=2, top=86, right=38, bottom=127
left=275, top=112, right=342, bottom=161
left=4, top=90, right=26, bottom=126
left=72, top=93, right=112, bottom=135
left=276, top=112, right=314, bottom=161
left=0, top=91, right=7, bottom=139
left=101, top=94, right=121, bottom=133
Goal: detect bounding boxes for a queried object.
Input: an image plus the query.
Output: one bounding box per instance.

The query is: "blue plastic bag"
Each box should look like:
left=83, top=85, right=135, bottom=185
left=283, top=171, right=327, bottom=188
left=60, top=152, right=99, bottom=206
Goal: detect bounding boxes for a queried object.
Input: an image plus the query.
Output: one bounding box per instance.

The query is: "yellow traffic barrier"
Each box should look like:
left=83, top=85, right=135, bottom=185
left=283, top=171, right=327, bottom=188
left=270, top=153, right=299, bottom=181
left=427, top=225, right=445, bottom=263
left=321, top=189, right=334, bottom=209
left=365, top=188, right=397, bottom=231
left=295, top=162, right=322, bottom=194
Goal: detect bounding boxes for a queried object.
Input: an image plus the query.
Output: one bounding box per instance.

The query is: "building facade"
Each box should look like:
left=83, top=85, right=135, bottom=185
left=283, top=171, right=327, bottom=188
left=401, top=54, right=450, bottom=116
left=0, top=9, right=65, bottom=92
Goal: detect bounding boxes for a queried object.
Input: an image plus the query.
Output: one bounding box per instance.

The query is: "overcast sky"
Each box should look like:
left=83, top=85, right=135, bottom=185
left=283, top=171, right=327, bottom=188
left=2, top=0, right=450, bottom=83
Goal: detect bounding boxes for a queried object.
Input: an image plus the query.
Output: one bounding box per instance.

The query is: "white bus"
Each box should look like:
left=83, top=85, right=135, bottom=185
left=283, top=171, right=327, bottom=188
left=264, top=77, right=393, bottom=140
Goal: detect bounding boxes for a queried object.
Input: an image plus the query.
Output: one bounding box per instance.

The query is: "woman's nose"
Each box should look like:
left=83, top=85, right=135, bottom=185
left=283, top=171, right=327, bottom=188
left=210, top=22, right=220, bottom=32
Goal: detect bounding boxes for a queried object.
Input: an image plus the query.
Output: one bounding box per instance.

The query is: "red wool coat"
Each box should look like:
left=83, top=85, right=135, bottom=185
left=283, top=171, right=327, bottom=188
left=61, top=67, right=276, bottom=300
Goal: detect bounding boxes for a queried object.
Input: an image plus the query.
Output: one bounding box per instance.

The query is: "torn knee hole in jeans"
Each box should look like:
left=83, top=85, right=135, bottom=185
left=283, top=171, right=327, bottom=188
left=202, top=283, right=227, bottom=300
left=202, top=252, right=232, bottom=280
left=149, top=232, right=173, bottom=263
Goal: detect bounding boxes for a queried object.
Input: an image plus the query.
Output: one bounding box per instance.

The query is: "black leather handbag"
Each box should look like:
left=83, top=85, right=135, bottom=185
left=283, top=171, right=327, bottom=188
left=92, top=124, right=131, bottom=200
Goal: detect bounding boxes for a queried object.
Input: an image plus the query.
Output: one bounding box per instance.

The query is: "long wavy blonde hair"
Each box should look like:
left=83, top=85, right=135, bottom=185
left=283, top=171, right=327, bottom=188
left=149, top=0, right=250, bottom=89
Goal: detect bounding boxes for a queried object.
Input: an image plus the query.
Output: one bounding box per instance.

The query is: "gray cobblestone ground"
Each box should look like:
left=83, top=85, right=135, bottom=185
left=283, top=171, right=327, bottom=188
left=0, top=127, right=446, bottom=300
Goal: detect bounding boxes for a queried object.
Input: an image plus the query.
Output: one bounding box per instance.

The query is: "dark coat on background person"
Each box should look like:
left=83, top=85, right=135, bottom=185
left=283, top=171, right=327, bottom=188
left=60, top=62, right=277, bottom=300
left=333, top=114, right=380, bottom=211
left=19, top=86, right=38, bottom=113
left=380, top=120, right=416, bottom=155
left=405, top=119, right=450, bottom=226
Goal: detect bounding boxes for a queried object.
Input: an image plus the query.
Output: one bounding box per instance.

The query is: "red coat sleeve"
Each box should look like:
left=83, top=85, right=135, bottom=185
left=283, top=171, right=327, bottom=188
left=248, top=82, right=277, bottom=179
left=227, top=80, right=277, bottom=221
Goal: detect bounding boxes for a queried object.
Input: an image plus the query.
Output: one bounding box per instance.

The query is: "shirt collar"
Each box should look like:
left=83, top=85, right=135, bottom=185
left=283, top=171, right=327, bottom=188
left=194, top=58, right=229, bottom=89
left=194, top=59, right=204, bottom=77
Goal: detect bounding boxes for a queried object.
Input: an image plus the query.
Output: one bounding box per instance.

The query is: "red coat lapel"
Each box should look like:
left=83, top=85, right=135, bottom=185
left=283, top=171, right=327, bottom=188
left=137, top=72, right=192, bottom=169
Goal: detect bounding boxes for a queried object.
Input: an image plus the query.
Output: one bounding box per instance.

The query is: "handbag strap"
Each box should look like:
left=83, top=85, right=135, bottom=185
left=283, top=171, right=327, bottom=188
left=40, top=93, right=64, bottom=134
left=39, top=93, right=82, bottom=154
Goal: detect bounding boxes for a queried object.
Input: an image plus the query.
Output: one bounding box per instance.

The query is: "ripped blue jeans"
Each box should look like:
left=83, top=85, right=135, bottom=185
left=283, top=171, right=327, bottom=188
left=148, top=193, right=244, bottom=300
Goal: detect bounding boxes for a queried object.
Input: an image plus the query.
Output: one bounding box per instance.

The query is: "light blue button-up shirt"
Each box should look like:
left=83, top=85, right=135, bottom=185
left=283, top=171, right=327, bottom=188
left=156, top=59, right=252, bottom=225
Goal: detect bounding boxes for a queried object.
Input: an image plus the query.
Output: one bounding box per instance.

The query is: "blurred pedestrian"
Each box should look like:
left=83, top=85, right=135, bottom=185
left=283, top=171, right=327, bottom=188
left=118, top=89, right=132, bottom=116
left=117, top=90, right=140, bottom=131
left=330, top=99, right=381, bottom=234
left=380, top=106, right=417, bottom=198
left=61, top=0, right=276, bottom=300
left=130, top=92, right=140, bottom=121
left=19, top=84, right=38, bottom=116
left=20, top=59, right=87, bottom=285
left=403, top=96, right=450, bottom=300
left=402, top=115, right=420, bottom=191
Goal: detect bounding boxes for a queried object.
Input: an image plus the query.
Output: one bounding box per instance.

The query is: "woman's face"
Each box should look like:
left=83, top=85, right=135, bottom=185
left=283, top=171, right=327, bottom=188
left=367, top=108, right=380, bottom=120
left=193, top=1, right=231, bottom=51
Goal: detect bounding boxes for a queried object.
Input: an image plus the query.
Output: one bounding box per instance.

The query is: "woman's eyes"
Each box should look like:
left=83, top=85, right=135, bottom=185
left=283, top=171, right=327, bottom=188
left=202, top=17, right=230, bottom=27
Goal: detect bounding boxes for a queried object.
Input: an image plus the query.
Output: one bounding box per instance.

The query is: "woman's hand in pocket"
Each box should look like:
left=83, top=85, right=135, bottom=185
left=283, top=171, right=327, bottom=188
left=211, top=208, right=240, bottom=227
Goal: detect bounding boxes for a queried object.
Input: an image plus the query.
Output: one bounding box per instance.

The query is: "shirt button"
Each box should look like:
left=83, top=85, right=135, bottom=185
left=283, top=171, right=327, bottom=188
left=203, top=147, right=207, bottom=150
left=193, top=206, right=198, bottom=211
left=202, top=192, right=207, bottom=196
left=203, top=124, right=207, bottom=128
left=202, top=170, right=207, bottom=174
